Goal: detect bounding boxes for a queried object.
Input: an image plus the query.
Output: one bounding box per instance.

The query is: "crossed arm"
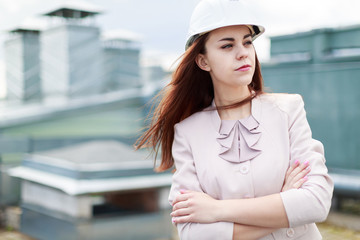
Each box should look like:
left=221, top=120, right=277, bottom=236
left=171, top=160, right=310, bottom=240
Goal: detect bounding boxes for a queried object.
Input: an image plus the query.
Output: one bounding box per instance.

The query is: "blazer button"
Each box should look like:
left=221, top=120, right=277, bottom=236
left=240, top=165, right=249, bottom=174
left=286, top=228, right=295, bottom=238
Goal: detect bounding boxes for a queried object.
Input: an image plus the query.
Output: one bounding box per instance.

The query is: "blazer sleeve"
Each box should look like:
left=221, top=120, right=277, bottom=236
left=280, top=94, right=334, bottom=227
left=168, top=123, right=234, bottom=240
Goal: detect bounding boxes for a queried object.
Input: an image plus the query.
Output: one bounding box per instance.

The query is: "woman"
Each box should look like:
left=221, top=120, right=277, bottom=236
left=136, top=0, right=333, bottom=239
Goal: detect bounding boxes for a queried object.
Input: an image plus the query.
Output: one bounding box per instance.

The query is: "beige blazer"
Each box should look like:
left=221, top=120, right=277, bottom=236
left=169, top=93, right=333, bottom=240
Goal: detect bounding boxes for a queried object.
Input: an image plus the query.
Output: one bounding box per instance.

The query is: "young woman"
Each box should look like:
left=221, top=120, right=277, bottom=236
left=136, top=0, right=333, bottom=239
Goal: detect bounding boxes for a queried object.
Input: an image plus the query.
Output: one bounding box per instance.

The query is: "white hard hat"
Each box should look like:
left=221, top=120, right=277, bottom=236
left=186, top=0, right=265, bottom=49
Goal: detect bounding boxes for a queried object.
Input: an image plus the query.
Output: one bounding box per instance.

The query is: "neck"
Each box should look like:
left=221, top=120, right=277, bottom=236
left=214, top=86, right=252, bottom=120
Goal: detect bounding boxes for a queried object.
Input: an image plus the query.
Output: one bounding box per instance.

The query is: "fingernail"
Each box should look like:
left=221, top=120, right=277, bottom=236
left=303, top=176, right=308, bottom=180
left=179, top=189, right=187, bottom=193
left=304, top=160, right=309, bottom=166
left=172, top=217, right=176, bottom=223
left=294, top=160, right=299, bottom=165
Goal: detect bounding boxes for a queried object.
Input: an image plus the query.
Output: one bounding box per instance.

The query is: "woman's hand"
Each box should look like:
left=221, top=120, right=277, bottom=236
left=171, top=189, right=220, bottom=224
left=282, top=160, right=310, bottom=192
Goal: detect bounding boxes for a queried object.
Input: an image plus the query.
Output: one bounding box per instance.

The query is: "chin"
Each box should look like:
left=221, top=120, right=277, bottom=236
left=233, top=79, right=252, bottom=87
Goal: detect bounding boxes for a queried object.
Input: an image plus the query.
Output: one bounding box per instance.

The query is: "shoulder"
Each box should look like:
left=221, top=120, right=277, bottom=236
left=174, top=107, right=213, bottom=133
left=258, top=93, right=304, bottom=114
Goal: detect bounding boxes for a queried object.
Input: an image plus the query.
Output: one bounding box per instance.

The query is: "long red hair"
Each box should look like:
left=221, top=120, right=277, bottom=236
left=135, top=33, right=264, bottom=171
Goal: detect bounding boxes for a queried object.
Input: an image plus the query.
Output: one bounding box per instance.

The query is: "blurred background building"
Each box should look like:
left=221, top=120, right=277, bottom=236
left=262, top=24, right=360, bottom=173
left=101, top=30, right=142, bottom=92
left=4, top=28, right=41, bottom=102
left=40, top=5, right=103, bottom=101
left=0, top=1, right=171, bottom=240
left=3, top=2, right=155, bottom=104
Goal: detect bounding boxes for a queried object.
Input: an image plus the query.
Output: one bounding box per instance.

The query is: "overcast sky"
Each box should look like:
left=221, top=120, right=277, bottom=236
left=1, top=0, right=360, bottom=98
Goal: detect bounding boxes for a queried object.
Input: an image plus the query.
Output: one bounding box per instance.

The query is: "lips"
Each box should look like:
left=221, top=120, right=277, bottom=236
left=236, top=64, right=251, bottom=72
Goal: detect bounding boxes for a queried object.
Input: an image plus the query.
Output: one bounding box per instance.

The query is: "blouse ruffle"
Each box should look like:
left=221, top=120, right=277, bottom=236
left=217, top=115, right=262, bottom=163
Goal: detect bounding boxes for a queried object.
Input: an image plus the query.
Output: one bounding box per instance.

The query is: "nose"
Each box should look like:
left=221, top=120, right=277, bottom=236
left=235, top=45, right=249, bottom=60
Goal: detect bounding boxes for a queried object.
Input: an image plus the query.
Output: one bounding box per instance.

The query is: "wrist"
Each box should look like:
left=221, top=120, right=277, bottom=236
left=215, top=199, right=227, bottom=222
left=217, top=199, right=245, bottom=223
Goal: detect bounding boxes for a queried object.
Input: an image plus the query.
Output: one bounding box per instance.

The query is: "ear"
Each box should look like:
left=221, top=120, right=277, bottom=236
left=195, top=54, right=211, bottom=71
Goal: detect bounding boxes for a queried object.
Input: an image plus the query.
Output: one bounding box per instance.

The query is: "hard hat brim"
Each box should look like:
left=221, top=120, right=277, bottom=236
left=185, top=24, right=265, bottom=50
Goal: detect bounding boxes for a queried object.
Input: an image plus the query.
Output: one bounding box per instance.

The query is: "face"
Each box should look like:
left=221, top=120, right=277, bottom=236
left=196, top=25, right=256, bottom=92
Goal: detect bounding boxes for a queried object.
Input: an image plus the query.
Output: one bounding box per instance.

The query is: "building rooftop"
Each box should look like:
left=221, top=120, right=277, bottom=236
left=9, top=140, right=172, bottom=195
left=43, top=1, right=104, bottom=18
left=8, top=17, right=48, bottom=33
left=9, top=28, right=41, bottom=34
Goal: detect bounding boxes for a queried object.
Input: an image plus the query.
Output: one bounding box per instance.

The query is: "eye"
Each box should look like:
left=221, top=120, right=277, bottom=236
left=221, top=44, right=233, bottom=49
left=244, top=40, right=253, bottom=46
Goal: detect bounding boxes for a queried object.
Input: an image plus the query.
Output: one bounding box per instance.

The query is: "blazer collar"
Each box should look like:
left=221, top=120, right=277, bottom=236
left=209, top=95, right=262, bottom=133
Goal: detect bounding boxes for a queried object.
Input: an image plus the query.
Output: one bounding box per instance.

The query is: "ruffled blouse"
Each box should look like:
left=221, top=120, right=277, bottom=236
left=209, top=98, right=263, bottom=163
left=217, top=116, right=262, bottom=163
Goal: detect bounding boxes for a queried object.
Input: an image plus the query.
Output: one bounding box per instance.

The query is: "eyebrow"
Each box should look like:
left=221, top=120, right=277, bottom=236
left=218, top=34, right=252, bottom=42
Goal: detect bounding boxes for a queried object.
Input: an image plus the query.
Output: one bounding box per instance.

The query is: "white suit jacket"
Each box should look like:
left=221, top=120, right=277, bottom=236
left=169, top=93, right=333, bottom=240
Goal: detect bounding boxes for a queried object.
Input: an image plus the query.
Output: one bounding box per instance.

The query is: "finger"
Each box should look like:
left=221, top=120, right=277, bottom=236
left=291, top=159, right=300, bottom=168
left=171, top=208, right=191, bottom=218
left=293, top=176, right=308, bottom=189
left=300, top=160, right=310, bottom=169
left=299, top=166, right=311, bottom=177
left=179, top=189, right=192, bottom=194
left=293, top=166, right=311, bottom=179
left=286, top=160, right=298, bottom=178
left=283, top=170, right=308, bottom=190
left=288, top=161, right=309, bottom=179
left=172, top=193, right=191, bottom=206
left=172, top=215, right=193, bottom=224
left=286, top=160, right=300, bottom=178
left=285, top=167, right=292, bottom=179
left=302, top=160, right=310, bottom=166
left=296, top=165, right=311, bottom=178
left=172, top=200, right=189, bottom=211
